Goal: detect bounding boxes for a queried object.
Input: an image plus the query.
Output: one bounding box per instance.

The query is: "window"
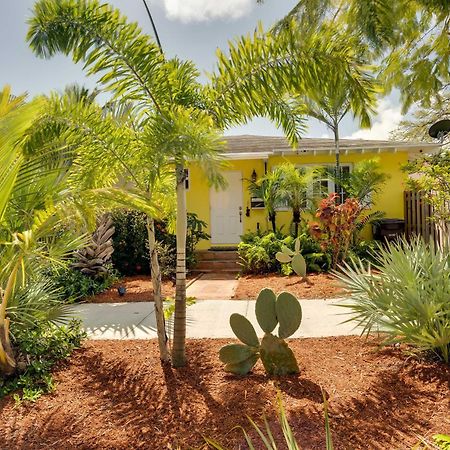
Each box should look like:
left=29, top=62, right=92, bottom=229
left=308, top=164, right=352, bottom=204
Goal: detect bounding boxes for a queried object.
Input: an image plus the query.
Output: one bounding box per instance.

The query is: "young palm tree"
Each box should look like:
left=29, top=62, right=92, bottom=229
left=27, top=0, right=376, bottom=367
left=277, top=163, right=314, bottom=236
left=249, top=166, right=286, bottom=233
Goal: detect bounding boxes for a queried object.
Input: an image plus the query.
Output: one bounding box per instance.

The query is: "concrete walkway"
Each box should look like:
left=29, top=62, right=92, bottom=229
left=186, top=272, right=239, bottom=300
left=72, top=299, right=358, bottom=340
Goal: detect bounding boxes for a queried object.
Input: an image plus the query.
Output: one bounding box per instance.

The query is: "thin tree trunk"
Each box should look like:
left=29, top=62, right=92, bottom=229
left=269, top=212, right=277, bottom=233
left=172, top=163, right=187, bottom=367
left=146, top=215, right=170, bottom=362
left=293, top=210, right=300, bottom=237
left=334, top=125, right=341, bottom=204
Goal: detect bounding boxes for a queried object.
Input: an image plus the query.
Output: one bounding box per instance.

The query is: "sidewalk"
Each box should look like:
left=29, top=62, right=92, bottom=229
left=72, top=299, right=358, bottom=340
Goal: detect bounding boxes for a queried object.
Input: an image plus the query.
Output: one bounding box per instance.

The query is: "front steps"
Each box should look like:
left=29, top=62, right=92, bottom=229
left=193, top=250, right=240, bottom=273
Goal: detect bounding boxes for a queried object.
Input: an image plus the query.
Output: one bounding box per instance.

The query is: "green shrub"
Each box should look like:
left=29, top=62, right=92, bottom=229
left=1, top=320, right=86, bottom=401
left=111, top=210, right=209, bottom=277
left=52, top=263, right=119, bottom=302
left=238, top=231, right=330, bottom=274
left=335, top=238, right=450, bottom=363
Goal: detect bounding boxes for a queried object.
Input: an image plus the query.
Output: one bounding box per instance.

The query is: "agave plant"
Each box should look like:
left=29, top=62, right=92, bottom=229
left=335, top=237, right=450, bottom=363
left=275, top=237, right=307, bottom=280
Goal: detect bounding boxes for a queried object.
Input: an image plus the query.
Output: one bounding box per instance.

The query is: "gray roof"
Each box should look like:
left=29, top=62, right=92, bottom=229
left=222, top=135, right=439, bottom=155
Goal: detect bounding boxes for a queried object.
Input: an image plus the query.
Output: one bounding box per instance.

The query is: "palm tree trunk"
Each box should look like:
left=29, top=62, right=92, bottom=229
left=146, top=215, right=170, bottom=362
left=333, top=125, right=341, bottom=204
left=293, top=210, right=300, bottom=237
left=172, top=163, right=187, bottom=367
left=269, top=212, right=277, bottom=233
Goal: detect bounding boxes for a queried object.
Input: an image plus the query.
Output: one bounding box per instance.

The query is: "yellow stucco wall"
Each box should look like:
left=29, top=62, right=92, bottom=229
left=186, top=151, right=409, bottom=250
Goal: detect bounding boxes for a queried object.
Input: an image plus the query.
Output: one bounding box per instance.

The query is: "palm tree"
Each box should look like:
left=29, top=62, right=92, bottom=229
left=276, top=0, right=449, bottom=111
left=27, top=0, right=376, bottom=367
left=248, top=166, right=286, bottom=233
left=277, top=163, right=314, bottom=236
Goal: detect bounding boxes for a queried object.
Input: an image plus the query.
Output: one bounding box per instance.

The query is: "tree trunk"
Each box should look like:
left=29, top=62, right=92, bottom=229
left=269, top=212, right=277, bottom=233
left=0, top=319, right=15, bottom=377
left=146, top=215, right=170, bottom=362
left=334, top=125, right=341, bottom=204
left=293, top=210, right=300, bottom=237
left=172, top=164, right=187, bottom=367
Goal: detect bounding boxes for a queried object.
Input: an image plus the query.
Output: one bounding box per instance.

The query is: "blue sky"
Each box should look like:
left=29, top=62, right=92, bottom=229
left=1, top=0, right=402, bottom=140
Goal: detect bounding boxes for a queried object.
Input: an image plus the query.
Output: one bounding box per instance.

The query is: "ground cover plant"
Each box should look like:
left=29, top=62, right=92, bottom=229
left=336, top=237, right=450, bottom=363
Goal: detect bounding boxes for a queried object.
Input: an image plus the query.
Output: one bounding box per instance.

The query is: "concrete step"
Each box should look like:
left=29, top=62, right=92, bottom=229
left=193, top=260, right=241, bottom=272
left=196, top=250, right=238, bottom=262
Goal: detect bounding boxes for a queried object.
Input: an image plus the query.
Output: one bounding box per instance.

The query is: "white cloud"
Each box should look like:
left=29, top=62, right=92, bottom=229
left=344, top=99, right=403, bottom=140
left=162, top=0, right=254, bottom=23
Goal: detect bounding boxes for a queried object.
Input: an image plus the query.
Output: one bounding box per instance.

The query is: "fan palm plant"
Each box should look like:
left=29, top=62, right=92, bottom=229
left=335, top=237, right=450, bottom=363
left=27, top=0, right=376, bottom=367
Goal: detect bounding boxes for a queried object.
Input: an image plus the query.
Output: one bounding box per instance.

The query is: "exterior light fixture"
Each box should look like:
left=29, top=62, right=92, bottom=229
left=251, top=169, right=257, bottom=182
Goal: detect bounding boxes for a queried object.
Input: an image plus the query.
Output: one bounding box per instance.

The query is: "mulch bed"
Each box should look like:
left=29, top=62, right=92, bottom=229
left=1, top=337, right=448, bottom=449
left=234, top=273, right=344, bottom=299
left=89, top=275, right=193, bottom=303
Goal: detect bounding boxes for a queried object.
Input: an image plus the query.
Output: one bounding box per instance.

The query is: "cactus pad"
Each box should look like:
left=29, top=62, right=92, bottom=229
left=291, top=253, right=307, bottom=278
left=260, top=334, right=299, bottom=375
left=276, top=251, right=292, bottom=263
left=276, top=292, right=302, bottom=339
left=224, top=353, right=259, bottom=375
left=219, top=344, right=257, bottom=365
left=255, top=288, right=278, bottom=333
left=229, top=313, right=259, bottom=347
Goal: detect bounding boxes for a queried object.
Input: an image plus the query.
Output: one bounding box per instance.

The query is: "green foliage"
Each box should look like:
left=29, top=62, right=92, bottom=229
left=239, top=232, right=329, bottom=274
left=220, top=288, right=302, bottom=376
left=335, top=238, right=450, bottom=363
left=111, top=210, right=210, bottom=277
left=1, top=320, right=86, bottom=401
left=404, top=151, right=450, bottom=229
left=278, top=0, right=449, bottom=111
left=51, top=263, right=119, bottom=303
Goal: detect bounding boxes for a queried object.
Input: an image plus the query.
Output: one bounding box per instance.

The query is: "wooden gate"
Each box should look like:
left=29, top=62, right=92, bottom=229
left=404, top=191, right=439, bottom=243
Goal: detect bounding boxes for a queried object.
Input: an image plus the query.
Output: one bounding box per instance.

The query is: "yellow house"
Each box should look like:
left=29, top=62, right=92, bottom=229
left=186, top=135, right=440, bottom=251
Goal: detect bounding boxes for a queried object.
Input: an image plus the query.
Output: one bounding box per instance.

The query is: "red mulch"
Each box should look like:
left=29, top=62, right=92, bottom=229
left=89, top=275, right=192, bottom=303
left=1, top=337, right=448, bottom=449
left=234, top=273, right=344, bottom=299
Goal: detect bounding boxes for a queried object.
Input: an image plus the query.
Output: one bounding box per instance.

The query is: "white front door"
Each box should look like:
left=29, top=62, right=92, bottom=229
left=210, top=171, right=243, bottom=244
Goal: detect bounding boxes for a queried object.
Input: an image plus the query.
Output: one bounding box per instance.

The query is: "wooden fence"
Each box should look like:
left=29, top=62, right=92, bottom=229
left=404, top=191, right=441, bottom=244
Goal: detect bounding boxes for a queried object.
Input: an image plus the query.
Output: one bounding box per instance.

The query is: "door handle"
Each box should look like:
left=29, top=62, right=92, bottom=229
left=239, top=206, right=242, bottom=223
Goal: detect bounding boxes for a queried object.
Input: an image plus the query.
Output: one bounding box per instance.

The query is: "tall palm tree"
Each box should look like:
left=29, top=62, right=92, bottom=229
left=27, top=0, right=376, bottom=367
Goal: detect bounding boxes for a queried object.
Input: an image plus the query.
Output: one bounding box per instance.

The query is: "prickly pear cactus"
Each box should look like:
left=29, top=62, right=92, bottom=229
left=219, top=288, right=302, bottom=376
left=275, top=238, right=307, bottom=279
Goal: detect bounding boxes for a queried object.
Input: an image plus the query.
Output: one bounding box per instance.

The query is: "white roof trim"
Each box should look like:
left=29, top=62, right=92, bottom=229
left=223, top=152, right=272, bottom=160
